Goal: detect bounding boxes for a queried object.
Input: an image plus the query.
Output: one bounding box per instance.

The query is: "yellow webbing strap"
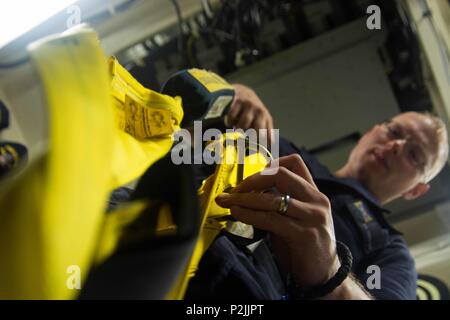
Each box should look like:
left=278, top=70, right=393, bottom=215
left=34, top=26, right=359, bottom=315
left=0, top=28, right=185, bottom=299
left=94, top=198, right=175, bottom=266
left=0, top=29, right=115, bottom=299
left=187, top=68, right=234, bottom=93
left=166, top=133, right=269, bottom=299
left=108, top=57, right=183, bottom=188
left=94, top=200, right=148, bottom=265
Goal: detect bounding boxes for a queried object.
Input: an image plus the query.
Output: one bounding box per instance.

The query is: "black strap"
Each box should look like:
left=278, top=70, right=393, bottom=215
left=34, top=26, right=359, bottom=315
left=287, top=241, right=353, bottom=300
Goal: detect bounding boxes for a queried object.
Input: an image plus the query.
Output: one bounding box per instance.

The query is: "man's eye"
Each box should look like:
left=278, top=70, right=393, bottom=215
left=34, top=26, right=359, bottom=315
left=387, top=126, right=401, bottom=138
left=408, top=150, right=418, bottom=164
left=408, top=148, right=425, bottom=171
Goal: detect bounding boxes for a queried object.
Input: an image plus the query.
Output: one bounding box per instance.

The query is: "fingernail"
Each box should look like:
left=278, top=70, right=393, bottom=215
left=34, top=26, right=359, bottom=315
left=215, top=193, right=231, bottom=205
left=224, top=186, right=235, bottom=193
left=261, top=167, right=278, bottom=176
left=233, top=184, right=243, bottom=193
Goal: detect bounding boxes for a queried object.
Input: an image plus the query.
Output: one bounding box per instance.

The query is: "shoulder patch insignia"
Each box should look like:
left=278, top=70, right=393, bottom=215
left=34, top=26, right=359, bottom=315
left=353, top=200, right=374, bottom=223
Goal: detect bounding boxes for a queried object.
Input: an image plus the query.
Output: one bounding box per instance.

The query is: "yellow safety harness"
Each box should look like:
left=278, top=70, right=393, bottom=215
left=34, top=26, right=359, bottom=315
left=167, top=133, right=270, bottom=299
left=0, top=27, right=270, bottom=300
left=0, top=28, right=183, bottom=299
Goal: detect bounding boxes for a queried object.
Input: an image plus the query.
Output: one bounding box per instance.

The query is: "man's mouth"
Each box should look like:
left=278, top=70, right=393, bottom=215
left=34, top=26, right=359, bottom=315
left=371, top=149, right=389, bottom=171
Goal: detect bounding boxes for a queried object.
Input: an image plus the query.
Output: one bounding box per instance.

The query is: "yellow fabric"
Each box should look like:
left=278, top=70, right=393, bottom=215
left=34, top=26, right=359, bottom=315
left=417, top=279, right=441, bottom=300
left=166, top=133, right=269, bottom=299
left=0, top=29, right=115, bottom=299
left=187, top=69, right=234, bottom=93
left=94, top=200, right=148, bottom=264
left=108, top=57, right=183, bottom=188
left=94, top=200, right=177, bottom=266
left=0, top=26, right=265, bottom=300
left=0, top=29, right=184, bottom=299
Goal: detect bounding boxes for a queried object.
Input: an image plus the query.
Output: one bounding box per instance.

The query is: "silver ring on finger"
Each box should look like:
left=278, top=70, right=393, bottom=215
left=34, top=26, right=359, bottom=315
left=278, top=195, right=290, bottom=215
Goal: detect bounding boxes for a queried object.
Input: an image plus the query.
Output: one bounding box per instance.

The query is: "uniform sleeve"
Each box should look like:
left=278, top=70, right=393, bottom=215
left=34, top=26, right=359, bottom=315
left=356, top=235, right=417, bottom=300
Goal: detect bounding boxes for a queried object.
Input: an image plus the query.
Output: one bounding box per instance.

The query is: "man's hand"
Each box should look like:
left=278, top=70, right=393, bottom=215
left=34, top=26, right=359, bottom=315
left=216, top=154, right=372, bottom=299
left=216, top=154, right=338, bottom=288
left=227, top=84, right=274, bottom=134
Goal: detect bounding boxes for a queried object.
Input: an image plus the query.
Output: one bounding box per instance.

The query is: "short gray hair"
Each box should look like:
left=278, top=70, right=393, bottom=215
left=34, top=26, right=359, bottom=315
left=423, top=112, right=449, bottom=183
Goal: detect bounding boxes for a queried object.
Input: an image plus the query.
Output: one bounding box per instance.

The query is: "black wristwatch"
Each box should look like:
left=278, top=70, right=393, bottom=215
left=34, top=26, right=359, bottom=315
left=287, top=241, right=353, bottom=300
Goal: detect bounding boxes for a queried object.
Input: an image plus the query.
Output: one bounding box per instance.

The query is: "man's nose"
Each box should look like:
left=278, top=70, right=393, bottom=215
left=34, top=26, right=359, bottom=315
left=386, top=139, right=407, bottom=155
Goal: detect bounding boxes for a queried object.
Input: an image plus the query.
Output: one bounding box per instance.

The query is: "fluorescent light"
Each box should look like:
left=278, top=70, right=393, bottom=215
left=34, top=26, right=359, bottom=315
left=0, top=0, right=78, bottom=48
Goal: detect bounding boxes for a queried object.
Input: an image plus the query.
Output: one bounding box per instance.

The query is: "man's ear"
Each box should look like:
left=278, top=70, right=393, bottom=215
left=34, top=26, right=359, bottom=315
left=403, top=183, right=430, bottom=201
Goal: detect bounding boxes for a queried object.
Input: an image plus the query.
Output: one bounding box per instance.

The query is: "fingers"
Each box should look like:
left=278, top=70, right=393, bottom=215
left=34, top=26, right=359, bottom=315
left=270, top=154, right=316, bottom=187
left=228, top=205, right=301, bottom=239
left=267, top=115, right=274, bottom=132
left=229, top=83, right=272, bottom=131
left=233, top=166, right=318, bottom=202
left=227, top=100, right=241, bottom=125
left=216, top=192, right=279, bottom=211
left=252, top=112, right=266, bottom=131
left=216, top=192, right=328, bottom=224
left=266, top=117, right=274, bottom=143
left=228, top=84, right=247, bottom=127
left=234, top=153, right=317, bottom=195
left=236, top=108, right=255, bottom=130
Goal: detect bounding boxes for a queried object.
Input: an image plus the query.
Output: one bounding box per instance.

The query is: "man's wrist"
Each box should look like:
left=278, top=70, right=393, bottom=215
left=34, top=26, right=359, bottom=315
left=321, top=276, right=352, bottom=300
left=321, top=275, right=374, bottom=300
left=287, top=241, right=353, bottom=300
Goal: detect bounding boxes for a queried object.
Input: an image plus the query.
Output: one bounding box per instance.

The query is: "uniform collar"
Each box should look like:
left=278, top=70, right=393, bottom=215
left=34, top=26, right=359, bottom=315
left=297, top=148, right=403, bottom=235
left=298, top=147, right=390, bottom=214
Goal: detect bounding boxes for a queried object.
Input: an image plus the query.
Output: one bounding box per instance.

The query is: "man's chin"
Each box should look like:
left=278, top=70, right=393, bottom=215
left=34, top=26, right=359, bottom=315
left=358, top=166, right=384, bottom=189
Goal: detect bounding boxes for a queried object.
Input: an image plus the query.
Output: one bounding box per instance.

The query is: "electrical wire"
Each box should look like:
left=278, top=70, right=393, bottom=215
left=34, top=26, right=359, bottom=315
left=169, top=0, right=188, bottom=68
left=201, top=0, right=214, bottom=19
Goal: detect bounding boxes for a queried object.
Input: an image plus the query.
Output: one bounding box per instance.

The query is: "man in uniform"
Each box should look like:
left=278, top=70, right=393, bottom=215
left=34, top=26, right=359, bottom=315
left=185, top=84, right=449, bottom=300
